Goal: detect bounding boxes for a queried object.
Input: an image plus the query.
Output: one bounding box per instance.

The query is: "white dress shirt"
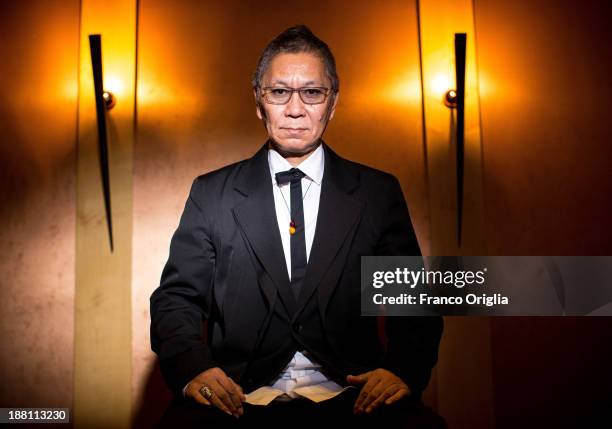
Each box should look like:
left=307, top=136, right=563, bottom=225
left=243, top=145, right=349, bottom=406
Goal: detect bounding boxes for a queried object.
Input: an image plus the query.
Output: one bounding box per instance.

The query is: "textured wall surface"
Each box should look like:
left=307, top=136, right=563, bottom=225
left=474, top=0, right=612, bottom=427
left=475, top=0, right=612, bottom=255
left=0, top=0, right=80, bottom=413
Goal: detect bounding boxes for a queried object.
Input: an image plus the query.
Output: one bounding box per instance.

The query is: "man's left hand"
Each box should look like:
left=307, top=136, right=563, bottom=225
left=346, top=368, right=411, bottom=414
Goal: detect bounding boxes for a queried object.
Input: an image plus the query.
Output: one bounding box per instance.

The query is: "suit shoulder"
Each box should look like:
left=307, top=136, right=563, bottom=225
left=338, top=157, right=401, bottom=192
left=190, top=157, right=249, bottom=196
left=194, top=158, right=246, bottom=185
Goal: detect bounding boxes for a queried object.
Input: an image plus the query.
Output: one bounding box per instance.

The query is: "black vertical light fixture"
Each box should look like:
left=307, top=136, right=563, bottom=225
left=454, top=33, right=466, bottom=248
left=89, top=34, right=114, bottom=252
left=444, top=33, right=467, bottom=248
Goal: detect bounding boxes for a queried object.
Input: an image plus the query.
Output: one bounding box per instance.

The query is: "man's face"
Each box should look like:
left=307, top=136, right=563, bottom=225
left=255, top=52, right=338, bottom=157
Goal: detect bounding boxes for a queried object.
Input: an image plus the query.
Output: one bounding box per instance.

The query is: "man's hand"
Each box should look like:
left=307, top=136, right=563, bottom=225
left=346, top=368, right=410, bottom=414
left=185, top=367, right=245, bottom=418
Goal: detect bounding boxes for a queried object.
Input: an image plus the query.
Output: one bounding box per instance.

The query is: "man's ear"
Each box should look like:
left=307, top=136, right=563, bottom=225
left=328, top=91, right=339, bottom=121
left=254, top=88, right=263, bottom=121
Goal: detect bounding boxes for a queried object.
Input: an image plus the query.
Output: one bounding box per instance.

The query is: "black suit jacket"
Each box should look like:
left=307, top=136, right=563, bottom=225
left=150, top=142, right=443, bottom=399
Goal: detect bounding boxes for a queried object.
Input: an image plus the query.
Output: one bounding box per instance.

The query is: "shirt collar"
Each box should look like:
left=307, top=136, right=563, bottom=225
left=268, top=143, right=325, bottom=186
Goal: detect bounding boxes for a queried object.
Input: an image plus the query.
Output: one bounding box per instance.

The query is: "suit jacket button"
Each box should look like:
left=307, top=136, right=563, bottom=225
left=293, top=323, right=302, bottom=333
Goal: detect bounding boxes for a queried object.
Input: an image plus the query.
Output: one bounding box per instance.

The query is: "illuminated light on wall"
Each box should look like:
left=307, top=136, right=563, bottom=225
left=62, top=79, right=79, bottom=103
left=417, top=4, right=493, bottom=427
left=136, top=77, right=205, bottom=115
left=418, top=0, right=486, bottom=255
left=382, top=72, right=422, bottom=106
left=103, top=75, right=124, bottom=98
left=430, top=73, right=452, bottom=97
left=75, top=1, right=136, bottom=428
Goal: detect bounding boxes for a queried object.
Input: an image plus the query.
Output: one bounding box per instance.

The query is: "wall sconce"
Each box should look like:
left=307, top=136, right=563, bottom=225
left=444, top=89, right=457, bottom=108
left=454, top=33, right=466, bottom=247
left=441, top=33, right=467, bottom=247
left=89, top=34, right=113, bottom=251
left=102, top=91, right=115, bottom=109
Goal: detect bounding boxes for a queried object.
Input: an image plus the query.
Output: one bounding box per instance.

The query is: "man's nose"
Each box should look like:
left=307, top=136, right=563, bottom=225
left=284, top=91, right=306, bottom=117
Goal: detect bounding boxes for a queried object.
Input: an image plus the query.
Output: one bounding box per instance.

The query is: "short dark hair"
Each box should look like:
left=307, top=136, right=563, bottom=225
left=252, top=25, right=339, bottom=93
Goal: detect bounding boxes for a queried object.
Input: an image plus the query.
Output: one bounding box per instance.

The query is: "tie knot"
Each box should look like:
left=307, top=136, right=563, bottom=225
left=275, top=168, right=306, bottom=185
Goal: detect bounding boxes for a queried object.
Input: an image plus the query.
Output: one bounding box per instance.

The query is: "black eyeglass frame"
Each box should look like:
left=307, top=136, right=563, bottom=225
left=259, top=86, right=334, bottom=105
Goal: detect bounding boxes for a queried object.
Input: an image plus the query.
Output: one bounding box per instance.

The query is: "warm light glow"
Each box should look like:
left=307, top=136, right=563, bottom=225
left=418, top=0, right=486, bottom=254
left=382, top=72, right=422, bottom=105
left=431, top=73, right=452, bottom=96
left=62, top=79, right=78, bottom=102
left=136, top=77, right=205, bottom=117
left=104, top=75, right=124, bottom=97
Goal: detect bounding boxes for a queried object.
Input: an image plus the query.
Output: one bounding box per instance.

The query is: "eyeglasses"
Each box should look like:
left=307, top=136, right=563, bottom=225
left=260, top=86, right=332, bottom=105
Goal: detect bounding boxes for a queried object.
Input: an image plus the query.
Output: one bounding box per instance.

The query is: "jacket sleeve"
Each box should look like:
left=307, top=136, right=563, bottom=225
left=376, top=176, right=444, bottom=399
left=150, top=178, right=218, bottom=397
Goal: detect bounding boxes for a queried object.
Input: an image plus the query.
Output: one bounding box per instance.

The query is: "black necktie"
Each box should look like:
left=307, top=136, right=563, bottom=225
left=275, top=168, right=307, bottom=299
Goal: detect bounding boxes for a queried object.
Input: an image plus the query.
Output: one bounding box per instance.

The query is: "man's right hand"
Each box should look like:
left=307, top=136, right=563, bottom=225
left=185, top=367, right=245, bottom=418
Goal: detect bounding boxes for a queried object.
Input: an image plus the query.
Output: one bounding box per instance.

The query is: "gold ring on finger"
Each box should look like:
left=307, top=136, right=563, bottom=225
left=199, top=385, right=214, bottom=400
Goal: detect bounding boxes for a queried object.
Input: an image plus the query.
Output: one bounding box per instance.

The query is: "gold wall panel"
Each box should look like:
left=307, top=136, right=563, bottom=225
left=418, top=0, right=486, bottom=255
left=75, top=0, right=136, bottom=427
left=418, top=2, right=493, bottom=428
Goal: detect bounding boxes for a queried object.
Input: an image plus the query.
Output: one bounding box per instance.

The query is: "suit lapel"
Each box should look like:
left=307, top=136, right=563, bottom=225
left=293, top=144, right=365, bottom=320
left=232, top=143, right=297, bottom=317
left=232, top=142, right=365, bottom=322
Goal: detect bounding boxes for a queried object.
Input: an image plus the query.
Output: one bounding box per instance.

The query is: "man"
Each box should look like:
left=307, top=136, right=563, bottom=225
left=151, top=25, right=444, bottom=427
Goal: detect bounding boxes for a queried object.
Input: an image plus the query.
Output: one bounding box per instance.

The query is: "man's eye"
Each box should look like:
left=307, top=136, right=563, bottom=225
left=304, top=88, right=323, bottom=95
left=271, top=89, right=289, bottom=95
